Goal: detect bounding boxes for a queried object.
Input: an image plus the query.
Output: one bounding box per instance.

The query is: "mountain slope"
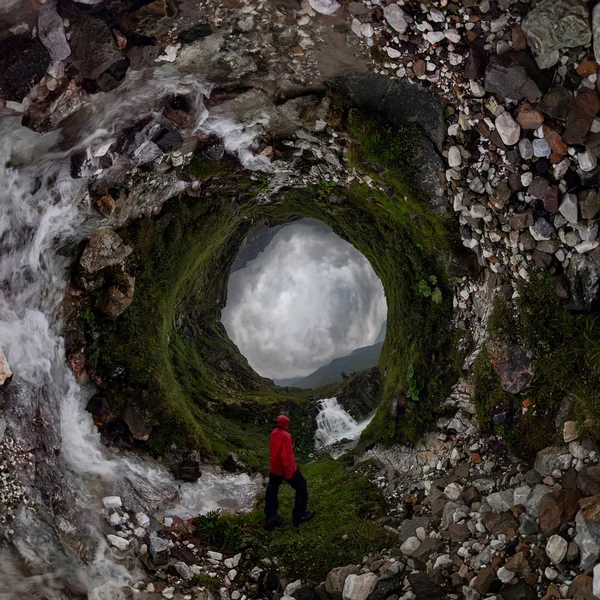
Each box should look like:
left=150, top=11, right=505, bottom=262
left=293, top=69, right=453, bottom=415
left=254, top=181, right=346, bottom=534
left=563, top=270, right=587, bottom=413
left=275, top=342, right=383, bottom=389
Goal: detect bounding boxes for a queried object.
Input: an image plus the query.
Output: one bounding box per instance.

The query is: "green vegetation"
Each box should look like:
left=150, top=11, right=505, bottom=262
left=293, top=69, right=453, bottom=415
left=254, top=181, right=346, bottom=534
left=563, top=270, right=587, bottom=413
left=81, top=93, right=460, bottom=465
left=193, top=459, right=386, bottom=582
left=474, top=274, right=600, bottom=456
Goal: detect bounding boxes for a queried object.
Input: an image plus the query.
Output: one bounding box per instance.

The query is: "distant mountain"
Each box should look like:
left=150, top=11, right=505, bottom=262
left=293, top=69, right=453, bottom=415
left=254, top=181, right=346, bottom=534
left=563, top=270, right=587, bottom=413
left=275, top=341, right=383, bottom=389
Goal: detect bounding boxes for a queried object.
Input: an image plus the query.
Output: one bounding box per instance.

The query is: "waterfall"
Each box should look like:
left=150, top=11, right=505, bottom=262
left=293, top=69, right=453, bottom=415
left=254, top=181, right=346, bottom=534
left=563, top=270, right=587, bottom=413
left=314, top=397, right=374, bottom=449
left=0, top=67, right=269, bottom=597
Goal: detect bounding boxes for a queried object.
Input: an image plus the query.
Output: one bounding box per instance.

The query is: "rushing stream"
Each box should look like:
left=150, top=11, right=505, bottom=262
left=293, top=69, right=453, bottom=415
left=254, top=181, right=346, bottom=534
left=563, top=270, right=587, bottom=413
left=314, top=397, right=374, bottom=451
left=0, top=67, right=269, bottom=598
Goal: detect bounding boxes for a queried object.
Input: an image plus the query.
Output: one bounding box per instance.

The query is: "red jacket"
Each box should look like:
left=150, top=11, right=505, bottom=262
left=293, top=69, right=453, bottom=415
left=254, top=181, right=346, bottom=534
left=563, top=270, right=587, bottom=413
left=270, top=415, right=296, bottom=479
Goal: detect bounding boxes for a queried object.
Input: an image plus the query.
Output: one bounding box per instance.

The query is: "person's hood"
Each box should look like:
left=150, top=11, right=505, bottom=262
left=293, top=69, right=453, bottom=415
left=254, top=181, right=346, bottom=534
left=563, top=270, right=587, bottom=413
left=276, top=415, right=290, bottom=430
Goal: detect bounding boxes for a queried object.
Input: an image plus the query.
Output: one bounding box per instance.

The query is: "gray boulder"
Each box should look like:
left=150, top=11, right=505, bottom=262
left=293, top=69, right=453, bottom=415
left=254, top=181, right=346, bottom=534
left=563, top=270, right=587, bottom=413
left=484, top=52, right=545, bottom=101
left=149, top=537, right=170, bottom=566
left=326, top=565, right=360, bottom=600
left=567, top=255, right=600, bottom=312
left=80, top=230, right=133, bottom=274
left=534, top=447, right=572, bottom=477
left=342, top=573, right=378, bottom=600
left=488, top=342, right=534, bottom=394
left=522, top=0, right=592, bottom=69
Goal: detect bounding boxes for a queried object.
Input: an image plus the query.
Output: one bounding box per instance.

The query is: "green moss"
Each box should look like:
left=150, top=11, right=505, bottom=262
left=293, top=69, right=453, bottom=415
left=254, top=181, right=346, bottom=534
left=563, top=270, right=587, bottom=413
left=82, top=100, right=460, bottom=462
left=474, top=273, right=600, bottom=456
left=193, top=458, right=387, bottom=582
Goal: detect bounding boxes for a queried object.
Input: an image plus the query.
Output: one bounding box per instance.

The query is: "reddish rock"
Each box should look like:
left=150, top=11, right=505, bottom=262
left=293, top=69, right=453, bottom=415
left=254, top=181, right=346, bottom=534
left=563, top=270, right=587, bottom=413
left=482, top=511, right=518, bottom=535
left=538, top=489, right=581, bottom=535
left=471, top=453, right=482, bottom=464
left=449, top=523, right=471, bottom=543
left=544, top=186, right=559, bottom=213
left=539, top=87, right=573, bottom=120
left=511, top=26, right=527, bottom=51
left=94, top=194, right=116, bottom=218
left=509, top=210, right=534, bottom=230
left=576, top=56, right=599, bottom=78
left=528, top=177, right=549, bottom=200
left=413, top=60, right=427, bottom=78
left=473, top=568, right=495, bottom=594
left=569, top=575, right=595, bottom=600
left=463, top=487, right=481, bottom=506
left=542, top=584, right=561, bottom=600
left=543, top=125, right=568, bottom=161
left=505, top=551, right=531, bottom=573
left=517, top=103, right=544, bottom=130
left=563, top=89, right=600, bottom=145
left=99, top=275, right=135, bottom=317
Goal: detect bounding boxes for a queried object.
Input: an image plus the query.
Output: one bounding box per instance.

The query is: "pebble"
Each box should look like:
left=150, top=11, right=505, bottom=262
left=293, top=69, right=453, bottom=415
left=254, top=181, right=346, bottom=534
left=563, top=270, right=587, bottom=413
left=448, top=146, right=462, bottom=168
left=495, top=112, right=521, bottom=145
left=383, top=4, right=408, bottom=34
left=103, top=496, right=122, bottom=510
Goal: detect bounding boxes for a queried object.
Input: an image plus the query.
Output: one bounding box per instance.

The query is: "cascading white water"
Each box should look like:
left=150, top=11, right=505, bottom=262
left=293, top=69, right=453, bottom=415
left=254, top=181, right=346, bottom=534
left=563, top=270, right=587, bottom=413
left=0, top=66, right=269, bottom=597
left=314, top=397, right=373, bottom=449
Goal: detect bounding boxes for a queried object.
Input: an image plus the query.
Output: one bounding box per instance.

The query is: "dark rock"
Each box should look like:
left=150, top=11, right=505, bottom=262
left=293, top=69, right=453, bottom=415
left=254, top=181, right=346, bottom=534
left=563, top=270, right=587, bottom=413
left=69, top=16, right=123, bottom=80
left=85, top=393, right=117, bottom=428
left=484, top=52, right=545, bottom=101
left=171, top=545, right=196, bottom=565
left=533, top=250, right=553, bottom=269
left=178, top=22, right=213, bottom=44
left=448, top=248, right=481, bottom=278
left=124, top=403, right=153, bottom=441
left=407, top=574, right=442, bottom=600
left=465, top=44, right=488, bottom=79
left=99, top=275, right=135, bottom=317
left=369, top=577, right=402, bottom=600
left=482, top=511, right=519, bottom=535
left=463, top=486, right=481, bottom=506
left=488, top=342, right=534, bottom=394
left=149, top=537, right=170, bottom=566
left=567, top=255, right=600, bottom=311
left=538, top=489, right=581, bottom=535
left=524, top=469, right=543, bottom=486
left=0, top=35, right=50, bottom=102
left=412, top=538, right=443, bottom=564
left=563, top=89, right=600, bottom=145
left=529, top=177, right=549, bottom=200
left=128, top=45, right=161, bottom=71
left=448, top=523, right=470, bottom=543
left=578, top=189, right=600, bottom=221
left=296, top=587, right=319, bottom=600
left=152, top=126, right=183, bottom=152
left=505, top=552, right=532, bottom=573
left=473, top=567, right=496, bottom=594
left=569, top=575, right=595, bottom=600
left=578, top=466, right=600, bottom=497
left=509, top=210, right=534, bottom=230
left=122, top=0, right=170, bottom=37
left=492, top=411, right=511, bottom=426
left=499, top=580, right=536, bottom=600
left=539, top=87, right=573, bottom=120
left=170, top=454, right=202, bottom=482
left=222, top=452, right=245, bottom=472
left=544, top=187, right=560, bottom=214
left=327, top=73, right=446, bottom=151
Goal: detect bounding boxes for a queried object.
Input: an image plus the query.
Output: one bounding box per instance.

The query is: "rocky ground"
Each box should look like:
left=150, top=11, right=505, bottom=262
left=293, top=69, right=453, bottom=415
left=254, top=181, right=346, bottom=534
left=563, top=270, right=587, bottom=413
left=96, top=378, right=600, bottom=600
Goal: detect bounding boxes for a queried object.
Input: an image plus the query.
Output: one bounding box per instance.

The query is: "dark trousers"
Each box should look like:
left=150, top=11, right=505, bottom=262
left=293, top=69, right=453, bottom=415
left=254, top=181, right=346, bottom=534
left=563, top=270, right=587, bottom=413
left=264, top=469, right=308, bottom=525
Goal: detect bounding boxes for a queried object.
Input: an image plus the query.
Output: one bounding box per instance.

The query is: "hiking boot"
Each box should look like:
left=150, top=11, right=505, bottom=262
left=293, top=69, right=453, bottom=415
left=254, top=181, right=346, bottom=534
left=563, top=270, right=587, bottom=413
left=264, top=515, right=284, bottom=531
left=293, top=510, right=315, bottom=527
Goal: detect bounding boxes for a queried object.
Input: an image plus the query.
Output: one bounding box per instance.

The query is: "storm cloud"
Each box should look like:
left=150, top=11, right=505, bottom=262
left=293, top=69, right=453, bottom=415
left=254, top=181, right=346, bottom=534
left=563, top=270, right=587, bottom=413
left=221, top=219, right=387, bottom=379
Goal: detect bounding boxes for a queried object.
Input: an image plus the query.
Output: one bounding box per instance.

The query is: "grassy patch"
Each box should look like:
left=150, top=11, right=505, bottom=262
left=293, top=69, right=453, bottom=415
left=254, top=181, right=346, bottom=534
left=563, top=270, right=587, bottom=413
left=81, top=100, right=460, bottom=462
left=193, top=458, right=387, bottom=582
left=474, top=273, right=600, bottom=456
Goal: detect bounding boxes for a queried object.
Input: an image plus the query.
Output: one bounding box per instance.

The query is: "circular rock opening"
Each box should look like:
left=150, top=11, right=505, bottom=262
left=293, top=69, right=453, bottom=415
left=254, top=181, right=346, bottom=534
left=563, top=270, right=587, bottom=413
left=222, top=218, right=387, bottom=387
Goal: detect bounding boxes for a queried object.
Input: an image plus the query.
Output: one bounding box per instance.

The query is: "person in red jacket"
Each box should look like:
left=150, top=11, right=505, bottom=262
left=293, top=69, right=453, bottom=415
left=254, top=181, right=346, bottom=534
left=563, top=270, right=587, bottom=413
left=264, top=415, right=315, bottom=530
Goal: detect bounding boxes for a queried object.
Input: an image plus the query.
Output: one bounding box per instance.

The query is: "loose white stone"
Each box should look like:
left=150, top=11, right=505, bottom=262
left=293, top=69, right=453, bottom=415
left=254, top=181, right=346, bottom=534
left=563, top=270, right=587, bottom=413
left=495, top=112, right=520, bottom=145
left=532, top=139, right=551, bottom=158
left=207, top=550, right=224, bottom=561
left=386, top=47, right=402, bottom=58
left=521, top=172, right=533, bottom=187
left=384, top=4, right=408, bottom=34
left=546, top=534, right=568, bottom=564
left=342, top=573, right=378, bottom=600
left=578, top=151, right=598, bottom=172
left=135, top=512, right=150, bottom=529
left=519, top=138, right=534, bottom=160
left=425, top=31, right=445, bottom=44
left=400, top=536, right=421, bottom=556
left=444, top=482, right=464, bottom=501
left=308, top=0, right=341, bottom=15
left=559, top=193, right=579, bottom=224
left=470, top=80, right=486, bottom=98
left=448, top=146, right=462, bottom=168
left=576, top=241, right=600, bottom=253
left=497, top=567, right=515, bottom=583
left=102, top=496, right=122, bottom=510
left=107, top=534, right=130, bottom=551
left=593, top=563, right=600, bottom=599
left=285, top=580, right=302, bottom=596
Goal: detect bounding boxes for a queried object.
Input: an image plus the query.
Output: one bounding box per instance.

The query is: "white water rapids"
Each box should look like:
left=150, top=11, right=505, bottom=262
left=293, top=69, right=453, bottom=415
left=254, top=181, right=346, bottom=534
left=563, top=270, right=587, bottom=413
left=314, top=397, right=374, bottom=450
left=0, top=67, right=268, bottom=598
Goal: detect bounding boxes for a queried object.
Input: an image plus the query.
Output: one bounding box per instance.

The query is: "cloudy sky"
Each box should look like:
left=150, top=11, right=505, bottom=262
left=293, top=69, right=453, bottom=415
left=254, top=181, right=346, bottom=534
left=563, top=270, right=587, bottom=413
left=222, top=219, right=387, bottom=379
